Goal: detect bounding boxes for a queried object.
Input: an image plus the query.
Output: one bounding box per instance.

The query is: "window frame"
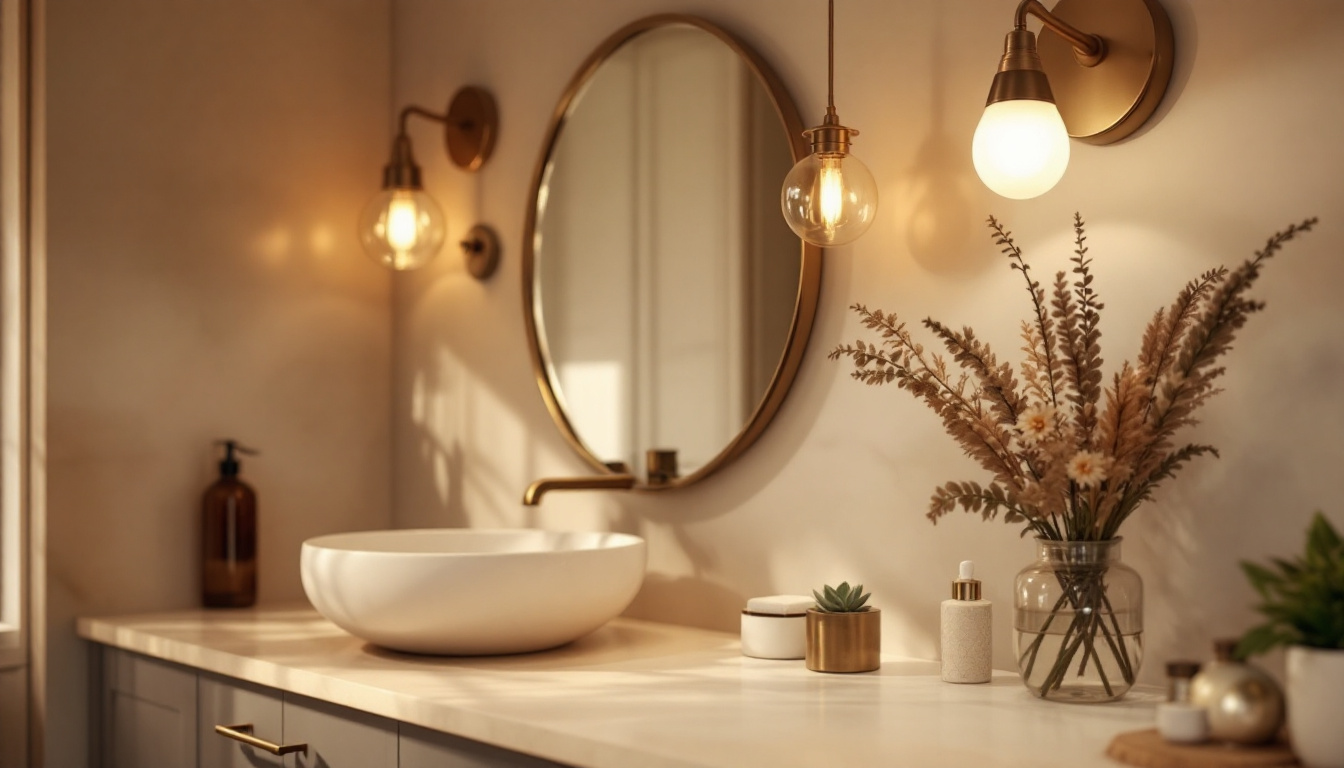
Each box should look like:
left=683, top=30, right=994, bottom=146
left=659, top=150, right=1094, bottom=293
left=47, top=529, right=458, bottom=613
left=0, top=0, right=34, bottom=673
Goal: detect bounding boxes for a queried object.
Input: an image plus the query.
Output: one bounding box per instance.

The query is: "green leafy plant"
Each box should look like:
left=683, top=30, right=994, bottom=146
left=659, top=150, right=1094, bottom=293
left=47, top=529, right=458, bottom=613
left=812, top=582, right=872, bottom=613
left=1238, top=512, right=1344, bottom=656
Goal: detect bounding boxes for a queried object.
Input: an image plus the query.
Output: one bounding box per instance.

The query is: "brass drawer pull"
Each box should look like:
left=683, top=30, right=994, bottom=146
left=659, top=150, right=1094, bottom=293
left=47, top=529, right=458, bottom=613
left=215, top=723, right=308, bottom=756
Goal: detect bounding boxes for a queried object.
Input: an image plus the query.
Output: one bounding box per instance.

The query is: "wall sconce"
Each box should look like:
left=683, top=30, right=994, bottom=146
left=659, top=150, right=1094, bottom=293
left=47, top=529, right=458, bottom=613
left=359, top=86, right=501, bottom=276
left=972, top=0, right=1174, bottom=199
left=780, top=0, right=878, bottom=247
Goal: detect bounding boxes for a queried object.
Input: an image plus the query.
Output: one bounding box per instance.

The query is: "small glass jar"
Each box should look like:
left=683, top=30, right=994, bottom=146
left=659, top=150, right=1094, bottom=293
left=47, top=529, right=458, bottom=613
left=1159, top=660, right=1208, bottom=743
left=1166, top=660, right=1200, bottom=703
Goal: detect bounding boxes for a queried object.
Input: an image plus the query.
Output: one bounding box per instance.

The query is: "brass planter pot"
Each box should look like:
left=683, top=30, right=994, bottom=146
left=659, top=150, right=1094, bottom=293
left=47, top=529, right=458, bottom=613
left=806, top=608, right=881, bottom=673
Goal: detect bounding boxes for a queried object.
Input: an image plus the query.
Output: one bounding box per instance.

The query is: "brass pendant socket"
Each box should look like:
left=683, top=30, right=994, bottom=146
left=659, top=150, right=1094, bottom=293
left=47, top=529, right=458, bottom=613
left=803, top=107, right=859, bottom=156
left=805, top=608, right=881, bottom=673
left=381, top=134, right=424, bottom=190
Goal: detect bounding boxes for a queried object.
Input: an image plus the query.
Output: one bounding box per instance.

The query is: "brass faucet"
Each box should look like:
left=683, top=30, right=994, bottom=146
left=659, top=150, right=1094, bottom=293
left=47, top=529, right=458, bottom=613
left=522, top=463, right=637, bottom=506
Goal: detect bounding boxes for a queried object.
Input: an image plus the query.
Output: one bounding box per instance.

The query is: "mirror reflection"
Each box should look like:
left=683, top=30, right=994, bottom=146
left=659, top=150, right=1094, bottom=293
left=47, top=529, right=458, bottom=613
left=528, top=18, right=811, bottom=484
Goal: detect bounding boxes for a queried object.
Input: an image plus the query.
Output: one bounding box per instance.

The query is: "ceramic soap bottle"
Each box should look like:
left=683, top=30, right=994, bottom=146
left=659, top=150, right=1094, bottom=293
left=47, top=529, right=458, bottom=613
left=201, top=439, right=259, bottom=608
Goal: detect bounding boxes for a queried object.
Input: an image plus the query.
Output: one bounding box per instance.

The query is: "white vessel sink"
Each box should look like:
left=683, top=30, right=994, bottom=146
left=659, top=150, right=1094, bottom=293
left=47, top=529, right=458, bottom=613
left=300, top=528, right=646, bottom=655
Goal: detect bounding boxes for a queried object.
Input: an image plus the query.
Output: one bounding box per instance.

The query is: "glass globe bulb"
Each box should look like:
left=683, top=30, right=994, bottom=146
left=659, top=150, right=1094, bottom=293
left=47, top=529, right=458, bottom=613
left=972, top=100, right=1071, bottom=200
left=780, top=151, right=878, bottom=247
left=358, top=188, right=447, bottom=270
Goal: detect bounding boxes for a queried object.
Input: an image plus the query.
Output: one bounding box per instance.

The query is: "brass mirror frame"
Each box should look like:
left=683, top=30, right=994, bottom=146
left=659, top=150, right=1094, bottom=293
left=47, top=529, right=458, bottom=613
left=521, top=14, right=821, bottom=492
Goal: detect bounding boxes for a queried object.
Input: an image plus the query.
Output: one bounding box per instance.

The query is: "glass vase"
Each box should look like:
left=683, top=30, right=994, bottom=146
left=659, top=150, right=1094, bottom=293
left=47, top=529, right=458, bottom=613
left=1014, top=538, right=1143, bottom=702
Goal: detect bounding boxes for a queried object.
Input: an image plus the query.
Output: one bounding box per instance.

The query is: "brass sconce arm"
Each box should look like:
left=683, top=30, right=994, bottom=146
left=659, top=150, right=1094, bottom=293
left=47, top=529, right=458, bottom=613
left=394, top=88, right=498, bottom=172
left=397, top=104, right=450, bottom=135
left=1014, top=0, right=1105, bottom=66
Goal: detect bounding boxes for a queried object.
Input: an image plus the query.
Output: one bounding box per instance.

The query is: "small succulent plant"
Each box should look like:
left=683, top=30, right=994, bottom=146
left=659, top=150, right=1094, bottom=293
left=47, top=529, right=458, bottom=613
left=812, top=582, right=872, bottom=613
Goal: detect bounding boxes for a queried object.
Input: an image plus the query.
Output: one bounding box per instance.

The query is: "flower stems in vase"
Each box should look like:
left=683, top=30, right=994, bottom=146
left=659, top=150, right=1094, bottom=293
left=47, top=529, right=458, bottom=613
left=1015, top=539, right=1142, bottom=702
left=1020, top=570, right=1136, bottom=698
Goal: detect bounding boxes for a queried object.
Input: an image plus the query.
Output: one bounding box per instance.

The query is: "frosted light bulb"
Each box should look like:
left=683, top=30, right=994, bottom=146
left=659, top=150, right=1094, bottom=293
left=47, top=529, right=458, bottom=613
left=358, top=187, right=447, bottom=271
left=781, top=152, right=879, bottom=247
left=972, top=99, right=1071, bottom=200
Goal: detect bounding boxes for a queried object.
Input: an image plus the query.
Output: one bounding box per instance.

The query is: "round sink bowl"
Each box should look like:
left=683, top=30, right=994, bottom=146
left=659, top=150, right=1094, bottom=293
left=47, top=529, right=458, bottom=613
left=300, top=528, right=646, bottom=655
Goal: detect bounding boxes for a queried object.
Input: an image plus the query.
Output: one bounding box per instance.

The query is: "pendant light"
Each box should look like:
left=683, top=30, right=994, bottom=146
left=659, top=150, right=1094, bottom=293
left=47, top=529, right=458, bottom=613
left=780, top=0, right=878, bottom=247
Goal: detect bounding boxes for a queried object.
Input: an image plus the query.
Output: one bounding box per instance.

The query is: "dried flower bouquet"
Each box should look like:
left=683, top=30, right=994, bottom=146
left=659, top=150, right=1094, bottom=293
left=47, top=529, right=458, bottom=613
left=830, top=214, right=1316, bottom=699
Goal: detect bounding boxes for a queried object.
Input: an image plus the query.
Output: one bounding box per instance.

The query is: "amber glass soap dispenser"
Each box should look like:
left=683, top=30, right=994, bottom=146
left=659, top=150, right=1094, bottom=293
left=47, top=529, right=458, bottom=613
left=202, top=439, right=259, bottom=608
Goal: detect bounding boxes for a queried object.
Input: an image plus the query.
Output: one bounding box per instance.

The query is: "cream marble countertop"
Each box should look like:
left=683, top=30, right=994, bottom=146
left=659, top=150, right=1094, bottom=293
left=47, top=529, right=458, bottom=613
left=77, top=607, right=1158, bottom=768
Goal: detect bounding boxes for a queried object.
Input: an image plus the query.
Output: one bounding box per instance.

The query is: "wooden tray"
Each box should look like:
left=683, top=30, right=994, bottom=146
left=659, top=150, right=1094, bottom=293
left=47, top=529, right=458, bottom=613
left=1107, top=729, right=1297, bottom=768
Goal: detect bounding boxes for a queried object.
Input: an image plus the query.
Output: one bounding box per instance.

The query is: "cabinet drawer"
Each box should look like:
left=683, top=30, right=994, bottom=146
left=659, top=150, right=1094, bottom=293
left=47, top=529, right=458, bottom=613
left=400, top=723, right=572, bottom=768
left=200, top=673, right=285, bottom=767
left=283, top=692, right=397, bottom=768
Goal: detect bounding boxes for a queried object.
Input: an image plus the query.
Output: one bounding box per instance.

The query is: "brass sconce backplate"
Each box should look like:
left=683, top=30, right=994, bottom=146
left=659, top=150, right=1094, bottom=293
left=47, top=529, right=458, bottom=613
left=444, top=86, right=498, bottom=171
left=1037, top=0, right=1174, bottom=144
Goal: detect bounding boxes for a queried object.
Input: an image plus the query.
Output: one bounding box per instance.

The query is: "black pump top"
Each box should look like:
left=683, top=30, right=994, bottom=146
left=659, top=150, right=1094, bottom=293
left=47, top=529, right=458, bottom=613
left=217, top=439, right=259, bottom=478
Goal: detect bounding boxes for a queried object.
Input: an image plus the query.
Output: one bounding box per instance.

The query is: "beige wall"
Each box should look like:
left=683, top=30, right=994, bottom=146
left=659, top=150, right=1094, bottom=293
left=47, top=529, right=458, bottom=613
left=32, top=0, right=1344, bottom=761
left=44, top=0, right=392, bottom=764
left=391, top=0, right=1344, bottom=682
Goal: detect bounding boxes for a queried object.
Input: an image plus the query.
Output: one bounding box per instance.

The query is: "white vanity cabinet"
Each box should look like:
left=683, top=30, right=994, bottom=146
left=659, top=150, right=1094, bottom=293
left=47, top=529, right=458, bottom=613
left=97, top=647, right=568, bottom=768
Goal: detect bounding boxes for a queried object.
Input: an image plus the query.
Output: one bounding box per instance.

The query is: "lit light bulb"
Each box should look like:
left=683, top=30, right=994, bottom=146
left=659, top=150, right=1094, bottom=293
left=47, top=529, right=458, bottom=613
left=385, top=192, right=422, bottom=252
left=972, top=99, right=1071, bottom=200
left=358, top=188, right=446, bottom=270
left=818, top=158, right=844, bottom=229
left=781, top=151, right=878, bottom=247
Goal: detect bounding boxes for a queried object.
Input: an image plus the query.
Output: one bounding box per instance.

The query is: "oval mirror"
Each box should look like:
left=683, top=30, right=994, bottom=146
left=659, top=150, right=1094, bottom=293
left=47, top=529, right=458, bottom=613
left=523, top=15, right=820, bottom=490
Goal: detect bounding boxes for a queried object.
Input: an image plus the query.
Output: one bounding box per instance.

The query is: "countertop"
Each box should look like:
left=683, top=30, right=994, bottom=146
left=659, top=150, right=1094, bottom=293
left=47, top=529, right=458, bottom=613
left=77, top=607, right=1159, bottom=768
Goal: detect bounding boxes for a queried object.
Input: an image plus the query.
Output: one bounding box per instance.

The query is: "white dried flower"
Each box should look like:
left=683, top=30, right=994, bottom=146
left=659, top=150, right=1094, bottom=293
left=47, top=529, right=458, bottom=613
left=1067, top=451, right=1110, bottom=488
left=1015, top=405, right=1058, bottom=445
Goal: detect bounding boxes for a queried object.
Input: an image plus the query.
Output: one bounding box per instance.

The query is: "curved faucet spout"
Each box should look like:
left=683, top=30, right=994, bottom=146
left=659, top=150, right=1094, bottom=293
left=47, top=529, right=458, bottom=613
left=522, top=473, right=637, bottom=506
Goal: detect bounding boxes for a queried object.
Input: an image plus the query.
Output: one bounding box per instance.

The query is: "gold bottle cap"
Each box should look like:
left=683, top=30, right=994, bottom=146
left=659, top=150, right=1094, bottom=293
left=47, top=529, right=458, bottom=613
left=952, top=560, right=982, bottom=601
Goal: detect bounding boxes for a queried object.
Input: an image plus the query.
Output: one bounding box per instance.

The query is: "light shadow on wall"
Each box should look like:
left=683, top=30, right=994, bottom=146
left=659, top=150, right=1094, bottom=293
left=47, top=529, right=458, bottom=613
left=401, top=276, right=546, bottom=531
left=896, top=2, right=993, bottom=278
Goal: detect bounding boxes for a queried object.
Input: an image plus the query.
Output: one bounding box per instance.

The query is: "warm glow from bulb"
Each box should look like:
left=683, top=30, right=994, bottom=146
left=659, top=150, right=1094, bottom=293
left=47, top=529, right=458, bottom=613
left=819, top=157, right=844, bottom=229
left=386, top=191, right=421, bottom=253
left=972, top=100, right=1071, bottom=199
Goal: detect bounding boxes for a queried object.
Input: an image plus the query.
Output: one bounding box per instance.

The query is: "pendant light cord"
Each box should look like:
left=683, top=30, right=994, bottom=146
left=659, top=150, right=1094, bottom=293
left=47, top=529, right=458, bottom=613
left=827, top=0, right=835, bottom=110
